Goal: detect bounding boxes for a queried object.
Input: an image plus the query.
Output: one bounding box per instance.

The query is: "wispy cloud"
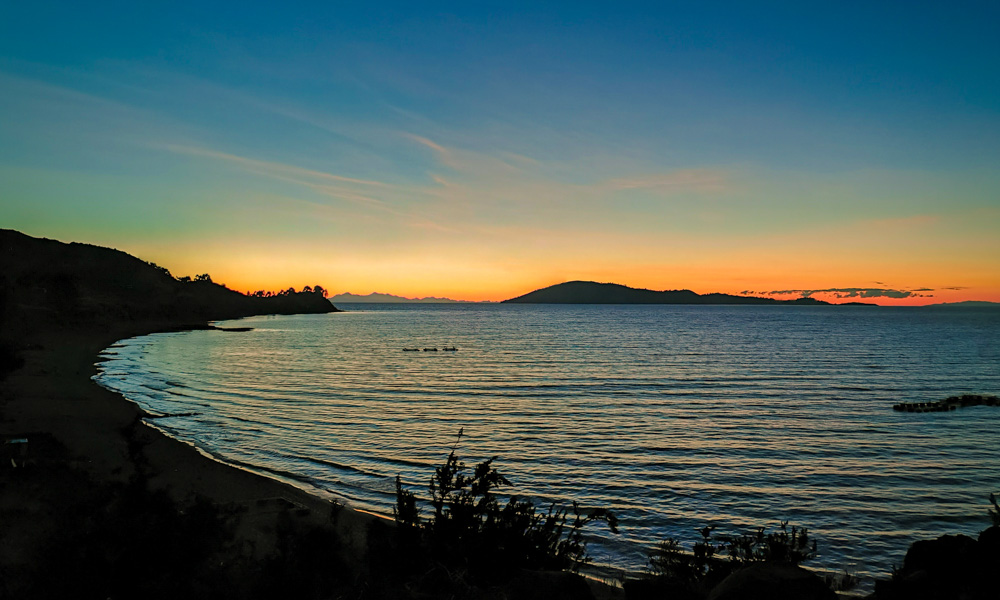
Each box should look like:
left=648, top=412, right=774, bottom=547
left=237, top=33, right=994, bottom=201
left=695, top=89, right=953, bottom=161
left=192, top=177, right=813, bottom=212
left=405, top=132, right=733, bottom=193
left=0, top=69, right=200, bottom=149
left=159, top=144, right=429, bottom=224
left=163, top=144, right=390, bottom=188
left=402, top=133, right=735, bottom=223
left=601, top=169, right=730, bottom=192
left=403, top=132, right=537, bottom=180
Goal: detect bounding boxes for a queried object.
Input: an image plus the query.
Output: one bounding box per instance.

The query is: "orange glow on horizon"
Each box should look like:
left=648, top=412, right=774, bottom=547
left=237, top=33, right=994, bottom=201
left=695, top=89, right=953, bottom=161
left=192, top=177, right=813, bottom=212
left=213, top=274, right=998, bottom=306
left=124, top=233, right=1000, bottom=307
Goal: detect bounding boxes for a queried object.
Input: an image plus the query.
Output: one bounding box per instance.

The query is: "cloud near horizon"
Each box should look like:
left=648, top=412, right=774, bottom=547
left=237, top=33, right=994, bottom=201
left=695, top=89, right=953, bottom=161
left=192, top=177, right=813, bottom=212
left=742, top=287, right=938, bottom=299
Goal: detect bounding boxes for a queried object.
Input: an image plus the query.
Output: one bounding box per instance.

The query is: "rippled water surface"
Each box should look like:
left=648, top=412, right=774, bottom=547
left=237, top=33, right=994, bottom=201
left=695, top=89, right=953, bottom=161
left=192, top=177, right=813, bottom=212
left=95, top=304, right=1000, bottom=582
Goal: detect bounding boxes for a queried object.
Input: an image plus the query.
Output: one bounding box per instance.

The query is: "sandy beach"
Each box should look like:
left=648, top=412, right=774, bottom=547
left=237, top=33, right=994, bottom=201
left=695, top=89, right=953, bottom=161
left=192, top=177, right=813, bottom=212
left=0, top=320, right=382, bottom=592
left=1, top=317, right=624, bottom=599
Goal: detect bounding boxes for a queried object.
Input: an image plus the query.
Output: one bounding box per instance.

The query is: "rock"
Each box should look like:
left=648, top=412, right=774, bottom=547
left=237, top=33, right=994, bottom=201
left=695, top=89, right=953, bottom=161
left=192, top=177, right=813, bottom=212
left=978, top=525, right=1000, bottom=551
left=874, top=529, right=998, bottom=600
left=903, top=533, right=978, bottom=574
left=976, top=526, right=1000, bottom=580
left=707, top=563, right=835, bottom=600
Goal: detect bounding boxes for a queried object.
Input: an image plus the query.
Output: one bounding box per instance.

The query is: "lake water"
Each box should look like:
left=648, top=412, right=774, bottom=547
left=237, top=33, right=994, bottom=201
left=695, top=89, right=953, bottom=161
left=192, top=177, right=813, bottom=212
left=93, top=303, right=1000, bottom=584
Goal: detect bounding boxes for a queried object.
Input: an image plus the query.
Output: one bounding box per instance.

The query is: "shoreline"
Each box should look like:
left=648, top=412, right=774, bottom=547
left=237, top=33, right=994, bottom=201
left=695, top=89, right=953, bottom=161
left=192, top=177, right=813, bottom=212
left=89, top=322, right=631, bottom=585
left=1, top=317, right=624, bottom=599
left=91, top=317, right=406, bottom=522
left=0, top=318, right=381, bottom=589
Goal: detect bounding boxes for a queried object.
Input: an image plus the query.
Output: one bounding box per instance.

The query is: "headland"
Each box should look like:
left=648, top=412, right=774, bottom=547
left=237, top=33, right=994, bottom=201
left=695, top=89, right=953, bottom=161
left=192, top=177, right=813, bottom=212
left=0, top=230, right=618, bottom=599
left=0, top=230, right=381, bottom=596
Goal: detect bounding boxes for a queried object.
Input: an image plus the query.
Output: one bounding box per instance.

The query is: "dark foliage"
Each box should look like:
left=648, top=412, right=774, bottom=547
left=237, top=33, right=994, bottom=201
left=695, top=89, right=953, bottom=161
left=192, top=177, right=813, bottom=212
left=249, top=285, right=329, bottom=298
left=645, top=521, right=818, bottom=595
left=824, top=570, right=859, bottom=592
left=144, top=260, right=173, bottom=278
left=722, top=521, right=817, bottom=565
left=394, top=431, right=618, bottom=582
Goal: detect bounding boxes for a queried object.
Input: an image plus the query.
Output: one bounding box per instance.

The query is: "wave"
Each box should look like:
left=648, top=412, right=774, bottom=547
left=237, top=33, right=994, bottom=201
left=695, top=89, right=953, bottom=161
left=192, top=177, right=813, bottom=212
left=93, top=305, right=1000, bottom=585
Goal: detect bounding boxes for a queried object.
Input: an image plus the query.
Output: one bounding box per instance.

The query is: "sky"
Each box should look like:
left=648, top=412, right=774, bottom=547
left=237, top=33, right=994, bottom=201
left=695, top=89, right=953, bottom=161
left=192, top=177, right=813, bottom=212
left=1, top=1, right=998, bottom=304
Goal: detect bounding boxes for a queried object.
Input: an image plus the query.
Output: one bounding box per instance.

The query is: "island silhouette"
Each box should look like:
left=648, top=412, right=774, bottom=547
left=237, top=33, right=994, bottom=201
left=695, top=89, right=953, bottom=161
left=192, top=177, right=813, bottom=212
left=502, top=280, right=855, bottom=305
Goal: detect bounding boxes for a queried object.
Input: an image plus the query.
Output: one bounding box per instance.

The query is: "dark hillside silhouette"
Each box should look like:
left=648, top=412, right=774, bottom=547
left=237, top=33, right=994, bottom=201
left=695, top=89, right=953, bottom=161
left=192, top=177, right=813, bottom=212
left=503, top=281, right=832, bottom=305
left=0, top=229, right=337, bottom=342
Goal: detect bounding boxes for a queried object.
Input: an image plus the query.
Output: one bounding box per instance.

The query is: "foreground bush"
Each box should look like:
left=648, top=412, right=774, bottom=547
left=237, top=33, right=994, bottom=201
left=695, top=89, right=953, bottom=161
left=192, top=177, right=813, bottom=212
left=629, top=521, right=822, bottom=599
left=393, top=430, right=618, bottom=579
left=650, top=521, right=816, bottom=582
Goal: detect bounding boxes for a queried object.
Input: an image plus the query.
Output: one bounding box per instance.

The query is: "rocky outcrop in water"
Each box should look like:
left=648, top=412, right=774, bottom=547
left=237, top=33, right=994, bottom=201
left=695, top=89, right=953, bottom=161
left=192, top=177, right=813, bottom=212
left=893, top=394, right=1000, bottom=413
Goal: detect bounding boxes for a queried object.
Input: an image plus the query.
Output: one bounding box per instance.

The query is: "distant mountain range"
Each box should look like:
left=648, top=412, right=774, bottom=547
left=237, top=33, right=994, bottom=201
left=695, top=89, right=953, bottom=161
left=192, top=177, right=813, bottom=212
left=329, top=292, right=477, bottom=303
left=502, top=281, right=861, bottom=305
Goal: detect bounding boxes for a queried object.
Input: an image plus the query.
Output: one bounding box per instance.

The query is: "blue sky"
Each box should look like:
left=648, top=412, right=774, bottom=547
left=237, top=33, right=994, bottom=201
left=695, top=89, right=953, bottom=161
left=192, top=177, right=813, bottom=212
left=2, top=1, right=998, bottom=301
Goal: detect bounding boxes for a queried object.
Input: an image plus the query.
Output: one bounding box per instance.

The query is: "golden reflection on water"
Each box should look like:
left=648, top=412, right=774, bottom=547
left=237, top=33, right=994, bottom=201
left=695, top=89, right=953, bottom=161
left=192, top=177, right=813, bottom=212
left=95, top=304, right=1000, bottom=582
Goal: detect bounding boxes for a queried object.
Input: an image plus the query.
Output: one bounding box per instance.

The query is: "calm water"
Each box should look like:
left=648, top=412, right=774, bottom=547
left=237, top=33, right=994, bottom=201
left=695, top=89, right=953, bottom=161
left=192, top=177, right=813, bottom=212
left=94, top=304, right=1000, bottom=582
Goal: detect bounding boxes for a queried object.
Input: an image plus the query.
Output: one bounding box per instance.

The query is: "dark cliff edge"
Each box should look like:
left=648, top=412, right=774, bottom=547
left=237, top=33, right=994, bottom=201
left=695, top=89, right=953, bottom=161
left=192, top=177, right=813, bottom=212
left=502, top=281, right=839, bottom=305
left=0, top=229, right=338, bottom=343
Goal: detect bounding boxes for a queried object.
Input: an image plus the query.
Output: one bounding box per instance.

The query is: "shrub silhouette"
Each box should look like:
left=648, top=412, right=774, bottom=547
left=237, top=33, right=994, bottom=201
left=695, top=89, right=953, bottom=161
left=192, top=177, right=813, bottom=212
left=722, top=521, right=816, bottom=565
left=394, top=430, right=618, bottom=578
left=646, top=521, right=818, bottom=593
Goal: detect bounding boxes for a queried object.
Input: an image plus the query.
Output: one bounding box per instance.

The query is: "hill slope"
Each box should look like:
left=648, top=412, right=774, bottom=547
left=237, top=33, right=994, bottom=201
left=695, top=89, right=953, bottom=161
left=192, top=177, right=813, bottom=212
left=0, top=229, right=337, bottom=341
left=503, top=281, right=830, bottom=305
